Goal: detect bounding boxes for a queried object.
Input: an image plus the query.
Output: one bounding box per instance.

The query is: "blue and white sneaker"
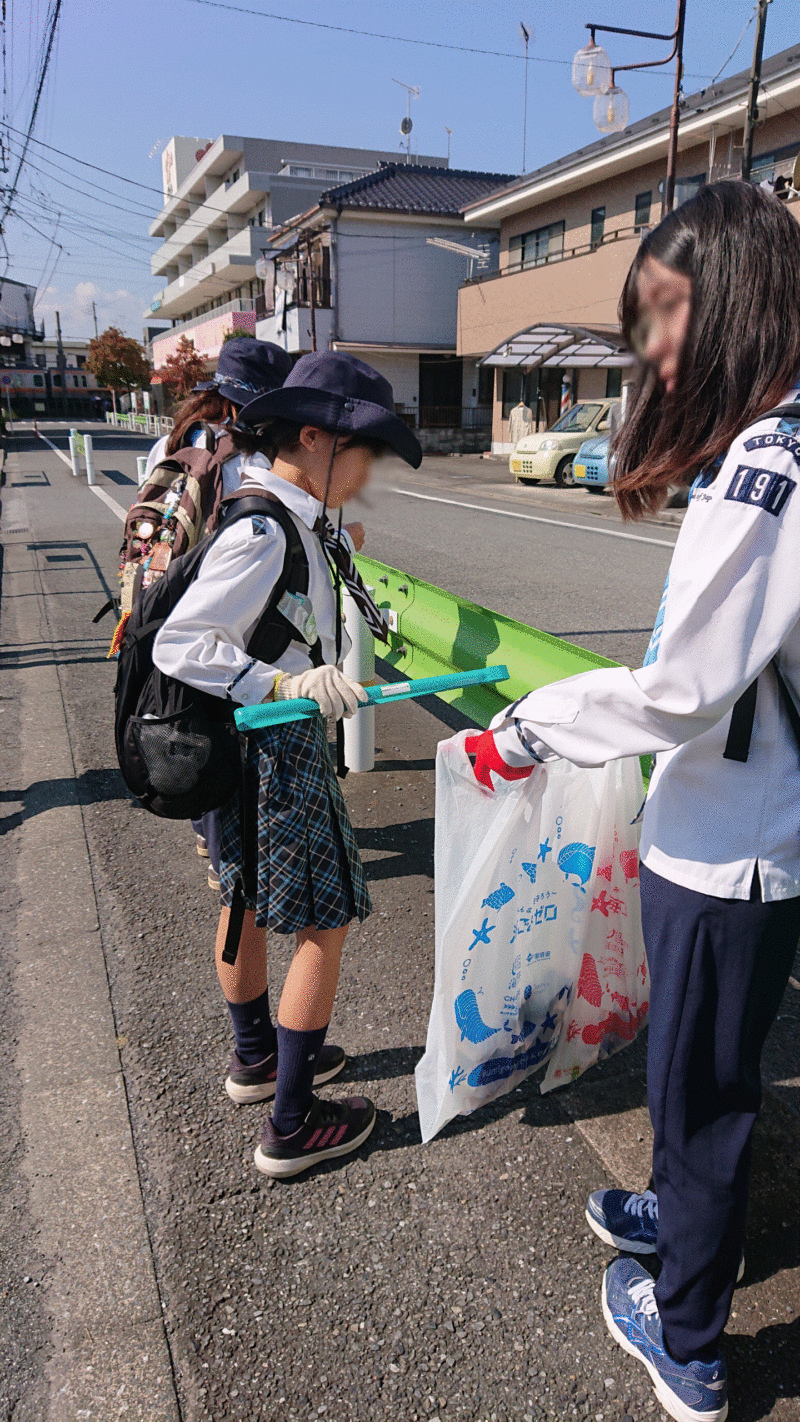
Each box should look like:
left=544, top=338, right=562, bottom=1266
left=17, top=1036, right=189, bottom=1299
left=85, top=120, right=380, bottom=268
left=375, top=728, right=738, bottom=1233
left=587, top=1188, right=746, bottom=1282
left=601, top=1257, right=728, bottom=1422
left=587, top=1188, right=659, bottom=1253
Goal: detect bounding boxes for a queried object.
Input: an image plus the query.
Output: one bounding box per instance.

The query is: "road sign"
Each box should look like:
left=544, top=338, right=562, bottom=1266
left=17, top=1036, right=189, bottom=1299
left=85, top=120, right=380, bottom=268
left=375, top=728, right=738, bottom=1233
left=1, top=375, right=11, bottom=385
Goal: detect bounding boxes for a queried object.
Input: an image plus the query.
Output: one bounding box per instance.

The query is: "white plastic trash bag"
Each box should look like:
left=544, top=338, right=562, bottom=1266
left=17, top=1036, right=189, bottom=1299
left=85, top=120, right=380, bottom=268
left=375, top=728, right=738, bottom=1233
left=415, top=729, right=649, bottom=1143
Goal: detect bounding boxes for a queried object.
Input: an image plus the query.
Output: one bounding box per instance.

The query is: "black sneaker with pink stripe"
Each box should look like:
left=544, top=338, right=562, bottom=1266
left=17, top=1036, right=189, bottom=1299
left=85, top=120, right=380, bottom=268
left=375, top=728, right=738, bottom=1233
left=254, top=1095, right=376, bottom=1178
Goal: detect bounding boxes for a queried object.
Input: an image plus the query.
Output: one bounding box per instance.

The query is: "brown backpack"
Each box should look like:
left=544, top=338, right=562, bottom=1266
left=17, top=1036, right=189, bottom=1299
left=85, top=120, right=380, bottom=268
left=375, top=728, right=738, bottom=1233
left=117, top=424, right=237, bottom=616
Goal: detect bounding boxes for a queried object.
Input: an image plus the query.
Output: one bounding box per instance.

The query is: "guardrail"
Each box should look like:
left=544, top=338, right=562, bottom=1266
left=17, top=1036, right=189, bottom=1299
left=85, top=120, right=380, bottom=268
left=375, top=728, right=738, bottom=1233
left=355, top=553, right=616, bottom=729
left=105, top=411, right=174, bottom=438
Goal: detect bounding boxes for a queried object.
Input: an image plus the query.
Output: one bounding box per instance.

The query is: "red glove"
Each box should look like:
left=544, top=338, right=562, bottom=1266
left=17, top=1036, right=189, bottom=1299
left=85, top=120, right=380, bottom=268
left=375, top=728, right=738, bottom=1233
left=464, top=729, right=536, bottom=791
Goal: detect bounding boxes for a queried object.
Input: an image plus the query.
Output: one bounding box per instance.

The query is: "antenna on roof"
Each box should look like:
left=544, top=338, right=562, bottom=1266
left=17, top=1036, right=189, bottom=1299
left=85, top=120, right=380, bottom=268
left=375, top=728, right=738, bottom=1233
left=392, top=78, right=420, bottom=162
left=445, top=126, right=453, bottom=165
left=519, top=22, right=533, bottom=173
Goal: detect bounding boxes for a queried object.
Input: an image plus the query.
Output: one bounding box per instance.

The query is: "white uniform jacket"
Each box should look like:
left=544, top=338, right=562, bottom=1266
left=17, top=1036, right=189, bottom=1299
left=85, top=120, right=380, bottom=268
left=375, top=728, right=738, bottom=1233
left=152, top=464, right=353, bottom=709
left=491, top=401, right=800, bottom=901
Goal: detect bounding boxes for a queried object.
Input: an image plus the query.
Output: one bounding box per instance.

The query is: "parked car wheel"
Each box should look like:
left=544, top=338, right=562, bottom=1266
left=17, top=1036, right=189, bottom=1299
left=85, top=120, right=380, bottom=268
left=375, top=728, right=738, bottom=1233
left=554, top=457, right=575, bottom=488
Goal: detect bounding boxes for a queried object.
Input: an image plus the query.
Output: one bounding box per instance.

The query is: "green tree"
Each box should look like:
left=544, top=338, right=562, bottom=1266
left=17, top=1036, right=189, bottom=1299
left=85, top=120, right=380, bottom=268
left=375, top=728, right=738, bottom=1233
left=159, top=334, right=208, bottom=403
left=86, top=326, right=151, bottom=413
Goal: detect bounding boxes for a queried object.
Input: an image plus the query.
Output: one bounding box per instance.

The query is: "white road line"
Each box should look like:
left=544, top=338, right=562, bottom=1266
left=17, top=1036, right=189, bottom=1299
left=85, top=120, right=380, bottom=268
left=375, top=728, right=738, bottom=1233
left=89, top=486, right=126, bottom=522
left=36, top=430, right=126, bottom=522
left=391, top=488, right=678, bottom=549
left=37, top=431, right=72, bottom=467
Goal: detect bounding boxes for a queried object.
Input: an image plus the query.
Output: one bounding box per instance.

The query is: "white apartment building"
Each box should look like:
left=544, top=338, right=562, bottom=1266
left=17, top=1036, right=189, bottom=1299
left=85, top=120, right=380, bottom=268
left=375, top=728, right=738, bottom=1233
left=148, top=134, right=446, bottom=378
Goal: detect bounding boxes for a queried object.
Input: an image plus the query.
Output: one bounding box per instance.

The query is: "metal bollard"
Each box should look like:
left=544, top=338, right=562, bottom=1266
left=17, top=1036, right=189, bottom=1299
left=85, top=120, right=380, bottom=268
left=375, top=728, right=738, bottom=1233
left=342, top=586, right=376, bottom=772
left=68, top=430, right=81, bottom=478
left=136, top=455, right=148, bottom=487
left=84, top=433, right=96, bottom=486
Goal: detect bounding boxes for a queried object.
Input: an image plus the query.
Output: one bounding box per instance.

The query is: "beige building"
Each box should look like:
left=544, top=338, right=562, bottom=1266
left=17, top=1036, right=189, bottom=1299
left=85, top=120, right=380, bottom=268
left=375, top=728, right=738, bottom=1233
left=457, top=44, right=800, bottom=452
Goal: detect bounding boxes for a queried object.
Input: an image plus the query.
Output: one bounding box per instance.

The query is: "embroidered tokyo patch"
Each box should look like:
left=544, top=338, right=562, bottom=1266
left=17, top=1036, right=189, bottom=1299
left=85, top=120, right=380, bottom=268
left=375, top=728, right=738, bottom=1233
left=743, top=430, right=800, bottom=465
left=724, top=464, right=796, bottom=517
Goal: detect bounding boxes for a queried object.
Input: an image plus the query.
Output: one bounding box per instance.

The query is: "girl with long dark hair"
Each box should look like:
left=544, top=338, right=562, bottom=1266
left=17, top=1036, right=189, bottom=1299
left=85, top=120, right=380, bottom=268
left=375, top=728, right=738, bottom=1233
left=467, top=181, right=800, bottom=1422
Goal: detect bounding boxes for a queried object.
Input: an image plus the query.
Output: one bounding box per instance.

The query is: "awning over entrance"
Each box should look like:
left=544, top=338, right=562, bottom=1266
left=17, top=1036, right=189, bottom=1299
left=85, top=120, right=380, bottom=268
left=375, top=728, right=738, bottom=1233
left=480, top=322, right=632, bottom=369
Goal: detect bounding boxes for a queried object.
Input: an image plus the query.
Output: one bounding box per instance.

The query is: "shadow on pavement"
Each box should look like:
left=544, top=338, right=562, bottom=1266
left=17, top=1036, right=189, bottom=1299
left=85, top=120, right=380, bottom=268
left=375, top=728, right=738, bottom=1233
left=0, top=768, right=128, bottom=833
left=355, top=816, right=434, bottom=881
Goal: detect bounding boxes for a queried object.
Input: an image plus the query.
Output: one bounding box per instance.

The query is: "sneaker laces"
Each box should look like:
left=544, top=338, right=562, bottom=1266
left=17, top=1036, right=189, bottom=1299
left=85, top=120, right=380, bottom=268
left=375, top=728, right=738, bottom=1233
left=629, top=1277, right=659, bottom=1318
left=623, top=1190, right=658, bottom=1222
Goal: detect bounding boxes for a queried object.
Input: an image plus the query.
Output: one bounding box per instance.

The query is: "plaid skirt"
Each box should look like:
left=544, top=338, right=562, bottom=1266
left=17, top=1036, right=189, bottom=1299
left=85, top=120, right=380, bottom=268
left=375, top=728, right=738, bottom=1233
left=219, top=715, right=371, bottom=933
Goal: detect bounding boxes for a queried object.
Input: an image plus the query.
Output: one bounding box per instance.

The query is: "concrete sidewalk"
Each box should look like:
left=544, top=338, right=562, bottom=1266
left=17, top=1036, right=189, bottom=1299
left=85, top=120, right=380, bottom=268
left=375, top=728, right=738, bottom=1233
left=1, top=425, right=799, bottom=1422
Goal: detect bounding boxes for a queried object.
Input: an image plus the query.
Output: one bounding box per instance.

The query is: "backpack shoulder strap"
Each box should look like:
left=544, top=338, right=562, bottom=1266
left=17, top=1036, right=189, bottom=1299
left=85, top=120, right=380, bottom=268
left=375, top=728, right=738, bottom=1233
left=216, top=492, right=323, bottom=667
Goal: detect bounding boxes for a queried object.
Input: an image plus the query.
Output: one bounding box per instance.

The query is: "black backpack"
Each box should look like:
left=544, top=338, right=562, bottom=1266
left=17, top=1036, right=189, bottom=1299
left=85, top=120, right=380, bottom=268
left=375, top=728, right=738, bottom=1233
left=114, top=491, right=322, bottom=821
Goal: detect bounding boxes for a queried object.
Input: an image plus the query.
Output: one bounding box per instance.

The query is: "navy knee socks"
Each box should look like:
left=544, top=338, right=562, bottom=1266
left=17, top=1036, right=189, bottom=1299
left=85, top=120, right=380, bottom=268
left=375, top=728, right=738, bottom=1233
left=271, top=1023, right=329, bottom=1135
left=226, top=987, right=278, bottom=1065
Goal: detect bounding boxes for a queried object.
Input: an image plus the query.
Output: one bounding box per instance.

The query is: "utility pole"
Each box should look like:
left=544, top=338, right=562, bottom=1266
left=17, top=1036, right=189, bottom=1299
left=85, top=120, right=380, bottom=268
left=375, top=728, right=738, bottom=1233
left=741, top=0, right=770, bottom=184
left=55, top=309, right=67, bottom=416
left=306, top=234, right=317, bottom=352
left=92, top=300, right=99, bottom=338
left=662, top=0, right=687, bottom=216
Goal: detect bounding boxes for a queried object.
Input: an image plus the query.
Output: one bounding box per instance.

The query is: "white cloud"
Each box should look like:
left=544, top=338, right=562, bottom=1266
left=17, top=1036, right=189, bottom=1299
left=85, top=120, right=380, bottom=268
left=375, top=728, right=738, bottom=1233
left=34, top=280, right=149, bottom=342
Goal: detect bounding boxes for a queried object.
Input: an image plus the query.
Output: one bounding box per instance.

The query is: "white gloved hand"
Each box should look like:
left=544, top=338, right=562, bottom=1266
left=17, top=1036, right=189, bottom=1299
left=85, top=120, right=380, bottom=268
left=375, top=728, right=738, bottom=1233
left=274, top=665, right=368, bottom=720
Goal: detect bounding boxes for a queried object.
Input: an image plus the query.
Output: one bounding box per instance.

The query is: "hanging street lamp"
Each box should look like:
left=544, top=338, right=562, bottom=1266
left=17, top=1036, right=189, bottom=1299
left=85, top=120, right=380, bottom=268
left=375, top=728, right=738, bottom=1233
left=571, top=38, right=613, bottom=97
left=572, top=1, right=687, bottom=215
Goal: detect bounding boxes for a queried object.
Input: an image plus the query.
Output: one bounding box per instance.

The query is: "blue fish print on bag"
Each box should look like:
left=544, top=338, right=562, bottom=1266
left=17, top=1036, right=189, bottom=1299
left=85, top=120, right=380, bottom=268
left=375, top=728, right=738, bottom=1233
left=521, top=863, right=537, bottom=884
left=482, top=883, right=515, bottom=911
left=454, top=989, right=501, bottom=1044
left=557, top=841, right=595, bottom=890
left=467, top=1034, right=553, bottom=1087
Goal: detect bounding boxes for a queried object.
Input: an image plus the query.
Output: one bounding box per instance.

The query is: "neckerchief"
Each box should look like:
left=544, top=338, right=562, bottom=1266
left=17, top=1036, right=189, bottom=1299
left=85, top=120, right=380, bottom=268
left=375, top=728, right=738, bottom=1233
left=315, top=515, right=390, bottom=644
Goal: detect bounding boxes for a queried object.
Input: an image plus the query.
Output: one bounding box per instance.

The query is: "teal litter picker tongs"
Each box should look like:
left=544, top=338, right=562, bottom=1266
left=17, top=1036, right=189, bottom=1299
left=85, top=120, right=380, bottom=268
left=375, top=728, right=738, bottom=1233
left=234, top=665, right=510, bottom=731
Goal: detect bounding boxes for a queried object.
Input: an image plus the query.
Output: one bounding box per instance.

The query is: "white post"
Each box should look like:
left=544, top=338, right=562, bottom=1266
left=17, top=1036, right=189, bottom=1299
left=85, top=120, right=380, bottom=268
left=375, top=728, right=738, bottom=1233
left=136, top=455, right=148, bottom=487
left=342, top=586, right=376, bottom=772
left=84, top=433, right=96, bottom=485
left=68, top=430, right=81, bottom=478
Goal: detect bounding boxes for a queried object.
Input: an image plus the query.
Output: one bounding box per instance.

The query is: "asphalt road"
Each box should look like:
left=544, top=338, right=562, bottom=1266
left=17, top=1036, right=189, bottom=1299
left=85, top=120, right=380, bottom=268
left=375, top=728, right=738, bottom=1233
left=2, top=424, right=798, bottom=1422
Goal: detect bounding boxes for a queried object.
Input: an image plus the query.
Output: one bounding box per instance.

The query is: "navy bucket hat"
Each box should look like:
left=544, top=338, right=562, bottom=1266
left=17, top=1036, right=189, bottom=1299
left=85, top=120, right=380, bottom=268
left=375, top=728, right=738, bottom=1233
left=194, top=337, right=293, bottom=405
left=236, top=351, right=423, bottom=468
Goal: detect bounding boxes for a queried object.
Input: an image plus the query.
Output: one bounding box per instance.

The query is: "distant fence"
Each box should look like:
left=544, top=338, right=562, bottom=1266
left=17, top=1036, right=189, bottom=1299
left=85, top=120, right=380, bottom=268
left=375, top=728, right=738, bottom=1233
left=105, top=411, right=174, bottom=438
left=396, top=405, right=492, bottom=430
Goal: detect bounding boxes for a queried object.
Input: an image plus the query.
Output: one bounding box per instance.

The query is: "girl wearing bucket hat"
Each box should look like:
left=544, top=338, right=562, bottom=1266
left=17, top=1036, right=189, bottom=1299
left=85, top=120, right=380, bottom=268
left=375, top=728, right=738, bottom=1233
left=153, top=352, right=421, bottom=1178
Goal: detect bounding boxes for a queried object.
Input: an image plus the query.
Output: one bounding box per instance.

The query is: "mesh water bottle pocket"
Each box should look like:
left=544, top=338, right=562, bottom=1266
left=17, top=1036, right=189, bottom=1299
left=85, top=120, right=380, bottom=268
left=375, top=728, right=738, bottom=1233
left=132, top=717, right=212, bottom=795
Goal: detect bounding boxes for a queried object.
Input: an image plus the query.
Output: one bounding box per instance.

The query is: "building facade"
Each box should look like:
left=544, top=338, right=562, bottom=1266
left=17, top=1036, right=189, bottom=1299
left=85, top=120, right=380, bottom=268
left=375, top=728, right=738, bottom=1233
left=255, top=164, right=514, bottom=450
left=148, top=135, right=446, bottom=379
left=457, top=44, right=800, bottom=451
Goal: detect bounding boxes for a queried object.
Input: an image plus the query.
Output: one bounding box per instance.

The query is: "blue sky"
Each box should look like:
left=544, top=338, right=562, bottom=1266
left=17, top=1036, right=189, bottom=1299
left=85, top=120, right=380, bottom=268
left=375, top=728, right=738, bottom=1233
left=7, top=0, right=799, bottom=340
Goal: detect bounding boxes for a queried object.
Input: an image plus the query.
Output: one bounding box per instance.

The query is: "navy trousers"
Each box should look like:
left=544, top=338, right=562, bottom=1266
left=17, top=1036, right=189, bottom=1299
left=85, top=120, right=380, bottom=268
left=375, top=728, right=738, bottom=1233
left=640, top=863, right=800, bottom=1362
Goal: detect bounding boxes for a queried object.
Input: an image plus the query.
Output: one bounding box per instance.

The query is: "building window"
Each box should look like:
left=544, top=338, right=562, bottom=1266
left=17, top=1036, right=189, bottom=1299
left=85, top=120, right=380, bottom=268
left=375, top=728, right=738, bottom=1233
left=76, top=354, right=86, bottom=369
left=634, top=191, right=652, bottom=231
left=605, top=368, right=622, bottom=399
left=477, top=365, right=494, bottom=406
left=36, top=354, right=46, bottom=368
left=674, top=173, right=705, bottom=206
left=33, top=374, right=44, bottom=387
left=52, top=373, right=61, bottom=385
left=73, top=375, right=79, bottom=386
left=508, top=220, right=565, bottom=271
left=81, top=375, right=87, bottom=387
left=590, top=206, right=606, bottom=249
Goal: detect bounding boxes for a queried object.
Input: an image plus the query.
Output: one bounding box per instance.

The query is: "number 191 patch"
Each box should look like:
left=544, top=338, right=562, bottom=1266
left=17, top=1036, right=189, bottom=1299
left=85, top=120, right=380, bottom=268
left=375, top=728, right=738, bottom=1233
left=724, top=464, right=796, bottom=517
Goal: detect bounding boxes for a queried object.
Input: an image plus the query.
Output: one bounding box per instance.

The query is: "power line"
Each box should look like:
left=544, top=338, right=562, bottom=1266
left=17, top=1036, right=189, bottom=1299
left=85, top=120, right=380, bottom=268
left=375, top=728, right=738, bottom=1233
left=184, top=0, right=715, bottom=79
left=2, top=0, right=61, bottom=219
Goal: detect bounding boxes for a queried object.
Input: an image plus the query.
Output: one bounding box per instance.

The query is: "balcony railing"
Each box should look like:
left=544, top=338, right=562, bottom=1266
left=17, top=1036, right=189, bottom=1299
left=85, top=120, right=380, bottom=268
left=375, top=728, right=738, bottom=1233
left=397, top=405, right=493, bottom=430
left=465, top=225, right=642, bottom=286
left=150, top=298, right=258, bottom=345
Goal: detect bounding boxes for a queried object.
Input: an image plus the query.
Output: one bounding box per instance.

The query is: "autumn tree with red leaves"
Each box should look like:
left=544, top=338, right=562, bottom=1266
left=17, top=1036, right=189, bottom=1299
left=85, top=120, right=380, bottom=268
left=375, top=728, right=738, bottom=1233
left=159, top=335, right=209, bottom=403
left=86, top=326, right=151, bottom=413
